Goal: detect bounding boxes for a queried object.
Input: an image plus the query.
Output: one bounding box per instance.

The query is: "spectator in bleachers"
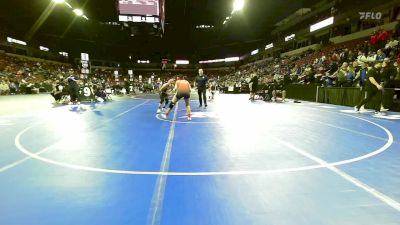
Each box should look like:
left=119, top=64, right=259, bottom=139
left=388, top=50, right=396, bottom=61
left=8, top=80, right=18, bottom=94
left=347, top=50, right=356, bottom=62
left=362, top=41, right=371, bottom=55
left=395, top=61, right=400, bottom=81
left=298, top=67, right=314, bottom=84
left=352, top=61, right=361, bottom=77
left=366, top=51, right=377, bottom=62
left=385, top=37, right=399, bottom=50
left=339, top=48, right=349, bottom=63
left=344, top=62, right=356, bottom=87
left=334, top=62, right=348, bottom=87
left=24, top=81, right=34, bottom=94
left=357, top=51, right=367, bottom=63
left=378, top=28, right=390, bottom=48
left=354, top=62, right=369, bottom=88
left=314, top=67, right=325, bottom=85
left=370, top=30, right=380, bottom=47
left=0, top=78, right=10, bottom=95
left=331, top=51, right=340, bottom=63
left=376, top=49, right=386, bottom=61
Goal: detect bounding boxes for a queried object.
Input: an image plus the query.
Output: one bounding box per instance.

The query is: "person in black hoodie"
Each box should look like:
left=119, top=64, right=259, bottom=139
left=249, top=73, right=259, bottom=101
left=355, top=62, right=384, bottom=114
left=67, top=75, right=80, bottom=104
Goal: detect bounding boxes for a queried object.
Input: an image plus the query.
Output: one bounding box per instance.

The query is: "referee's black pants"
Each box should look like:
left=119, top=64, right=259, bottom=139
left=357, top=87, right=381, bottom=112
left=69, top=86, right=79, bottom=102
left=198, top=89, right=207, bottom=106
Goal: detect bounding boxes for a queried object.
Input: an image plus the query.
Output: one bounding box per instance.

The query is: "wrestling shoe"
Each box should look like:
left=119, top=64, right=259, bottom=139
left=354, top=106, right=360, bottom=113
left=374, top=111, right=386, bottom=116
left=156, top=109, right=162, bottom=114
left=380, top=106, right=389, bottom=112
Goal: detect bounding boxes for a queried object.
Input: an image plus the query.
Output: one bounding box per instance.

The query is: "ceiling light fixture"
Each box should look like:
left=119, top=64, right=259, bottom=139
left=73, top=9, right=84, bottom=16
left=233, top=0, right=245, bottom=13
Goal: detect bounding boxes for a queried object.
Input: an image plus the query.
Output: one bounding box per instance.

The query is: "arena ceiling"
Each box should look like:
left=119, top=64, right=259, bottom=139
left=0, top=0, right=322, bottom=62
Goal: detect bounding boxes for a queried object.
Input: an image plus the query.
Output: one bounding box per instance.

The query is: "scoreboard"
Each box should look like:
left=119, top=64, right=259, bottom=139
left=117, top=0, right=165, bottom=32
left=119, top=0, right=159, bottom=16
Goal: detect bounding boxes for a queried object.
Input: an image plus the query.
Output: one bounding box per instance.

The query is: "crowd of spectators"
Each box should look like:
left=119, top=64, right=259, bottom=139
left=0, top=53, right=75, bottom=95
left=0, top=53, right=195, bottom=96
left=1, top=27, right=400, bottom=105
left=213, top=28, right=400, bottom=95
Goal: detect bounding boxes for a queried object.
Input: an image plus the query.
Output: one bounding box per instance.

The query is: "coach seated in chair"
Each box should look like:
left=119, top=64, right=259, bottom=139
left=272, top=73, right=286, bottom=102
left=298, top=66, right=314, bottom=84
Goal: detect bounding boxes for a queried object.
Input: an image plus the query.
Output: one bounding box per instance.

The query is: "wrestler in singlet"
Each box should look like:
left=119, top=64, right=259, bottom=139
left=164, top=76, right=192, bottom=121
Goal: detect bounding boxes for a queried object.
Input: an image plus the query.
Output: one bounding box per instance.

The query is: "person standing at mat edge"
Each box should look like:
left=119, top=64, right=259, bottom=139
left=66, top=75, right=80, bottom=105
left=195, top=68, right=208, bottom=108
left=249, top=73, right=259, bottom=101
left=164, top=76, right=192, bottom=121
left=355, top=62, right=385, bottom=115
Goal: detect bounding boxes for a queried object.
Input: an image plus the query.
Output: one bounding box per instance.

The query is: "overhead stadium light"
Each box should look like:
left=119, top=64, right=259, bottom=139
left=199, top=59, right=225, bottom=64
left=7, top=37, right=27, bottom=46
left=73, top=9, right=84, bottom=16
left=285, top=34, right=295, bottom=42
left=53, top=0, right=65, bottom=3
left=251, top=49, right=259, bottom=55
left=40, top=46, right=49, bottom=51
left=224, top=57, right=240, bottom=62
left=59, top=52, right=68, bottom=57
left=233, top=0, right=245, bottom=13
left=310, top=17, right=334, bottom=32
left=176, top=60, right=189, bottom=65
left=196, top=25, right=214, bottom=29
left=265, top=43, right=274, bottom=50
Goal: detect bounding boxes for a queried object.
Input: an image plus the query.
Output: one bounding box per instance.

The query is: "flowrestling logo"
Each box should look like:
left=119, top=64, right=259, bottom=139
left=359, top=12, right=382, bottom=20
